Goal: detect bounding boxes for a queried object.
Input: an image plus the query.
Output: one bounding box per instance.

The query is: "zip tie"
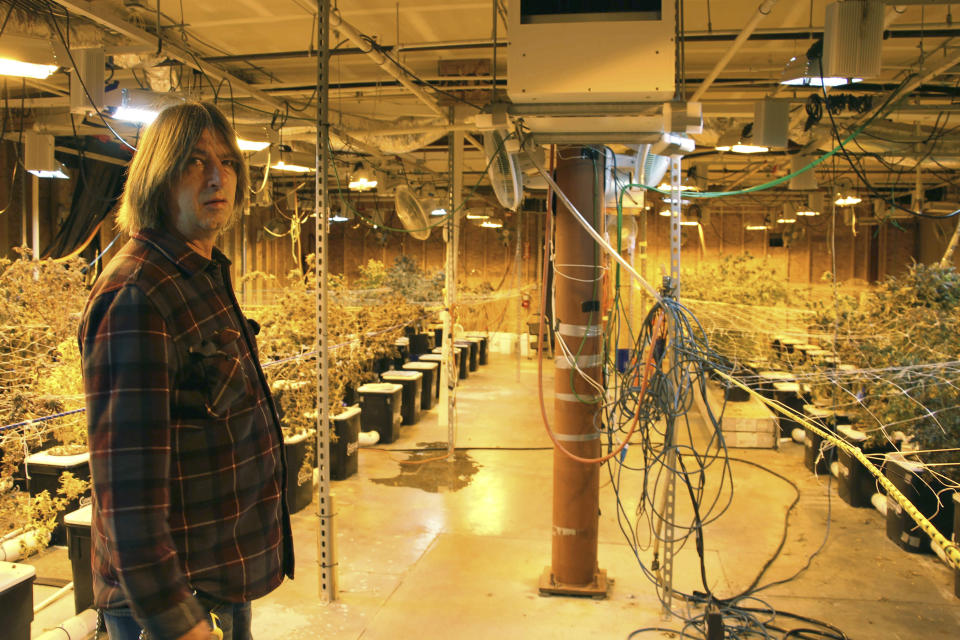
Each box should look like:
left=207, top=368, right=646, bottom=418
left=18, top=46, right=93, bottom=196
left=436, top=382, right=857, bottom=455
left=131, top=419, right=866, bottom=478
left=555, top=353, right=604, bottom=369
left=557, top=323, right=603, bottom=338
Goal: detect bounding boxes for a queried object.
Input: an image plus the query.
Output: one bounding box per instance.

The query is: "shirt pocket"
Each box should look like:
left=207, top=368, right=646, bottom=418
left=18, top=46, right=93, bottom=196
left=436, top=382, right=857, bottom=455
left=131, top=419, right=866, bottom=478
left=181, top=328, right=254, bottom=419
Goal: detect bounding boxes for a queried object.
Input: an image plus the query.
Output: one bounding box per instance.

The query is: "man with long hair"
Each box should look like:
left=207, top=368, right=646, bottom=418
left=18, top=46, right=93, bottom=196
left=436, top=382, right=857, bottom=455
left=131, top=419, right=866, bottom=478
left=79, top=102, right=294, bottom=640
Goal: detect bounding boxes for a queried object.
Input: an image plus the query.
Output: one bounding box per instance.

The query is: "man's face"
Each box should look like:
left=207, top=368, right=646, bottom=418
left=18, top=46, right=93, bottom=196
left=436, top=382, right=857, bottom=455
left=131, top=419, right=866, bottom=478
left=165, top=128, right=239, bottom=244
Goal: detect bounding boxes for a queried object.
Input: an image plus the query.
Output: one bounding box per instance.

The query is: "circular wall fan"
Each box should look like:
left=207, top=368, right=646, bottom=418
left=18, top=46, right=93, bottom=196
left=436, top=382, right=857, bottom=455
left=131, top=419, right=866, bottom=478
left=483, top=130, right=522, bottom=211
left=395, top=184, right=431, bottom=240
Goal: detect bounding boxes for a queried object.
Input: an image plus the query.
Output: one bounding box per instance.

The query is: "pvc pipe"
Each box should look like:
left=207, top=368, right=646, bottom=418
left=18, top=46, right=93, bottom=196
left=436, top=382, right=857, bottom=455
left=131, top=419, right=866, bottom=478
left=0, top=530, right=50, bottom=562
left=34, top=608, right=99, bottom=640
left=0, top=526, right=25, bottom=544
left=34, top=581, right=74, bottom=614
left=328, top=10, right=446, bottom=117
left=791, top=428, right=806, bottom=444
left=690, top=0, right=779, bottom=102
left=870, top=492, right=887, bottom=517
left=358, top=431, right=380, bottom=447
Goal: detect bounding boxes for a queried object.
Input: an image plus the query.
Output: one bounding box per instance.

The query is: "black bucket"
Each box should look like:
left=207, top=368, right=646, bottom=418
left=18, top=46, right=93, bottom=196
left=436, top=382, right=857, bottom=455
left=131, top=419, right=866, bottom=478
left=885, top=455, right=955, bottom=554
left=836, top=426, right=893, bottom=509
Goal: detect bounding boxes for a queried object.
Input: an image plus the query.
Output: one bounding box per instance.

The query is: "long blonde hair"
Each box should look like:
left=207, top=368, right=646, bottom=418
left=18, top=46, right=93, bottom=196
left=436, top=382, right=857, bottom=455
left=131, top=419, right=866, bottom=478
left=116, top=102, right=249, bottom=234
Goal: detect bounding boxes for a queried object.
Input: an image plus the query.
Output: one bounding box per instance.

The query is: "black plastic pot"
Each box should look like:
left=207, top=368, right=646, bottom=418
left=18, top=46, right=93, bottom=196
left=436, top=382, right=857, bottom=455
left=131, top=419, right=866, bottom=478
left=836, top=426, right=894, bottom=508
left=456, top=339, right=479, bottom=372
left=771, top=382, right=810, bottom=438
left=381, top=370, right=423, bottom=426
left=802, top=404, right=850, bottom=475
left=885, top=454, right=955, bottom=554
left=64, top=505, right=93, bottom=614
left=404, top=360, right=439, bottom=407
left=410, top=332, right=435, bottom=357
left=25, top=450, right=91, bottom=546
left=284, top=432, right=314, bottom=514
left=330, top=407, right=360, bottom=481
left=0, top=563, right=35, bottom=640
left=358, top=382, right=403, bottom=444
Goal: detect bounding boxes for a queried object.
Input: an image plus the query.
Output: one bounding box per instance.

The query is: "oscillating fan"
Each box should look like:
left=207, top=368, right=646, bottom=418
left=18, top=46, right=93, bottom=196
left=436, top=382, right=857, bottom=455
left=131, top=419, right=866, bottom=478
left=483, top=130, right=522, bottom=211
left=394, top=184, right=431, bottom=240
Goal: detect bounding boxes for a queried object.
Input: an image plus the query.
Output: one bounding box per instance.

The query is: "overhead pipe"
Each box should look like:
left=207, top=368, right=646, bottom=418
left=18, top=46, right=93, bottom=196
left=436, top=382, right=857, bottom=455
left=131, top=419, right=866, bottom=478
left=690, top=0, right=780, bottom=102
left=328, top=10, right=447, bottom=118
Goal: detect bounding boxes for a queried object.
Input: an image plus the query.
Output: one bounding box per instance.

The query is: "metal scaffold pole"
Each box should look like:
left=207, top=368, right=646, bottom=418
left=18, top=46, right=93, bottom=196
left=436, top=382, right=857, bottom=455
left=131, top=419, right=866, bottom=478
left=658, top=154, right=683, bottom=617
left=314, top=0, right=336, bottom=603
left=440, top=106, right=464, bottom=458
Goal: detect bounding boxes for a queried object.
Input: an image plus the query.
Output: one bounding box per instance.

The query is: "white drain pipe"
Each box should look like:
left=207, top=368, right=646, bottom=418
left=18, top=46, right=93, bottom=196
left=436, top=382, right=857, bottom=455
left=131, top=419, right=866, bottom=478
left=35, top=608, right=99, bottom=640
left=0, top=529, right=49, bottom=562
left=34, top=581, right=74, bottom=614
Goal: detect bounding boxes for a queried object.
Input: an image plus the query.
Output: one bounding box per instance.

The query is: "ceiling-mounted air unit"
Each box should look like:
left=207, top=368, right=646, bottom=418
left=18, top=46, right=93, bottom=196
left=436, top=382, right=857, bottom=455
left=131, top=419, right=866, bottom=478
left=69, top=47, right=104, bottom=115
left=823, top=0, right=883, bottom=80
left=507, top=0, right=675, bottom=103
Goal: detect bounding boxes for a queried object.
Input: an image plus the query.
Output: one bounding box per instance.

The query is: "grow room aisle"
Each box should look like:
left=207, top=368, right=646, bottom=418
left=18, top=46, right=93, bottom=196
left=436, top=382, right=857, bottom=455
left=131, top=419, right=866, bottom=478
left=24, top=354, right=960, bottom=639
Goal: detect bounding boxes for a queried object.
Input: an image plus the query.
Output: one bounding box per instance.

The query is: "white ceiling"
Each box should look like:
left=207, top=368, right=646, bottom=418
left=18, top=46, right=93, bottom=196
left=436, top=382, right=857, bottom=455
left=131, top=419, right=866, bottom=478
left=6, top=0, right=960, bottom=204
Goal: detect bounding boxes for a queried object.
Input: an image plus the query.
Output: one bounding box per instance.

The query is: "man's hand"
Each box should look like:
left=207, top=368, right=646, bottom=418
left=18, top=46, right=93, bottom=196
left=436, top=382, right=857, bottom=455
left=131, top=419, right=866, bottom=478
left=176, top=620, right=216, bottom=640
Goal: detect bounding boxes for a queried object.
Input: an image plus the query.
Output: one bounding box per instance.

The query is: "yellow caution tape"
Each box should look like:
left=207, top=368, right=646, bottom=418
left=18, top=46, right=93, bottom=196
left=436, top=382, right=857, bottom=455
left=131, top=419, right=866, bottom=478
left=713, top=369, right=960, bottom=571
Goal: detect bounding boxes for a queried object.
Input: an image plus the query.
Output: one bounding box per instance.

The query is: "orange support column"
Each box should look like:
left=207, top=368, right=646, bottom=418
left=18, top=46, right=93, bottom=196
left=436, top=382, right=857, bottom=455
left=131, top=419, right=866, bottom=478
left=539, top=146, right=609, bottom=597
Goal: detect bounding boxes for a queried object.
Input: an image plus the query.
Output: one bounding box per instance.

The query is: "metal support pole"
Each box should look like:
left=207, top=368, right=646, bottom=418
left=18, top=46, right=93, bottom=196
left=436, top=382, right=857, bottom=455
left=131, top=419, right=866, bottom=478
left=659, top=154, right=683, bottom=617
left=515, top=209, right=522, bottom=381
left=440, top=106, right=464, bottom=457
left=314, top=0, right=336, bottom=603
left=539, top=146, right=608, bottom=598
left=31, top=174, right=39, bottom=261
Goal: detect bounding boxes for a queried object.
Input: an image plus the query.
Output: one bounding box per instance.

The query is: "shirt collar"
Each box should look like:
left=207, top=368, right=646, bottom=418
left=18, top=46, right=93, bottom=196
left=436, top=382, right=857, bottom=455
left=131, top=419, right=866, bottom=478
left=134, top=227, right=232, bottom=277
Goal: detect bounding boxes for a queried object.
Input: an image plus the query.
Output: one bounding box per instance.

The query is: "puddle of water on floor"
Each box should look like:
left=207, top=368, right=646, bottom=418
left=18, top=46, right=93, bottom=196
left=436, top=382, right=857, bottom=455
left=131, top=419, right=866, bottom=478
left=371, top=442, right=480, bottom=493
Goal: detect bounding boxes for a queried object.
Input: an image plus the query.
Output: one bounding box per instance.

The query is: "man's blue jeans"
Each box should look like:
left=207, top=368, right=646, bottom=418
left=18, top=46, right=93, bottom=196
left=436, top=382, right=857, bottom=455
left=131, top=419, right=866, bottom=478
left=102, top=596, right=252, bottom=640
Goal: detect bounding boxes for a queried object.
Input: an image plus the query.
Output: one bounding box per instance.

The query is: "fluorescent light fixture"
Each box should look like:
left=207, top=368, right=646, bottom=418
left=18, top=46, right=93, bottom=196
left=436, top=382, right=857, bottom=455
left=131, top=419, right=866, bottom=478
left=111, top=106, right=159, bottom=125
left=480, top=219, right=503, bottom=228
left=780, top=55, right=860, bottom=87
left=28, top=165, right=69, bottom=179
left=271, top=160, right=313, bottom=173
left=679, top=220, right=700, bottom=227
left=730, top=143, right=769, bottom=154
left=796, top=209, right=820, bottom=216
left=659, top=208, right=673, bottom=217
left=329, top=213, right=349, bottom=222
left=430, top=207, right=447, bottom=217
left=237, top=138, right=269, bottom=152
left=662, top=197, right=690, bottom=205
left=776, top=217, right=797, bottom=224
left=745, top=224, right=770, bottom=231
left=0, top=58, right=57, bottom=79
left=465, top=211, right=490, bottom=220
left=834, top=194, right=862, bottom=207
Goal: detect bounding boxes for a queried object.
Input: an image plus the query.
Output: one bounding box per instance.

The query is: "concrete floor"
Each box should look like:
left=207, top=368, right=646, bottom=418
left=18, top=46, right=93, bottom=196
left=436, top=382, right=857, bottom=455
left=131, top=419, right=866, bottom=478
left=26, top=353, right=960, bottom=639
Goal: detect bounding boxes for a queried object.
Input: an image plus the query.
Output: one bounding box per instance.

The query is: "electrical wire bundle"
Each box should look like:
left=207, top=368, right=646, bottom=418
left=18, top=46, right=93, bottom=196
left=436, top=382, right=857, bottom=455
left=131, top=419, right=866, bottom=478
left=600, top=295, right=847, bottom=639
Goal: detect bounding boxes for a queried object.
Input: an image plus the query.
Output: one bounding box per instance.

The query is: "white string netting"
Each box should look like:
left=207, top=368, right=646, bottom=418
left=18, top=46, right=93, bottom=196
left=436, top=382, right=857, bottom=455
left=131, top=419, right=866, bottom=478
left=681, top=297, right=960, bottom=492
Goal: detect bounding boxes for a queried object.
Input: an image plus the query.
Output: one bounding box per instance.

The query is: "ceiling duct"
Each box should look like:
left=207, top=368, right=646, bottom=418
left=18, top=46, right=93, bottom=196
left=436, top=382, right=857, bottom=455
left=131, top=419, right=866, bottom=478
left=823, top=0, right=883, bottom=80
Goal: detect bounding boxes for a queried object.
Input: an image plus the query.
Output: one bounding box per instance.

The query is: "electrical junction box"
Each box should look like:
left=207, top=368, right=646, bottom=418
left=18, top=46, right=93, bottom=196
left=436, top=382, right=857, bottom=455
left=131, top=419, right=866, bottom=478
left=508, top=0, right=675, bottom=103
left=23, top=131, right=56, bottom=172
